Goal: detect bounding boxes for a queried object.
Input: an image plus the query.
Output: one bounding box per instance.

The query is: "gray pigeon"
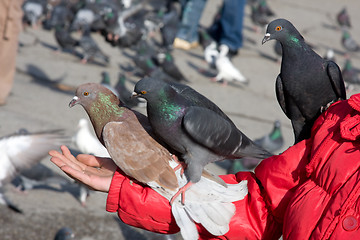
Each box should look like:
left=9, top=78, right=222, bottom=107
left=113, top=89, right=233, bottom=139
left=69, top=83, right=249, bottom=240
left=0, top=128, right=69, bottom=212
left=262, top=18, right=346, bottom=143
left=342, top=58, right=360, bottom=85
left=341, top=30, right=359, bottom=52
left=254, top=120, right=284, bottom=153
left=132, top=77, right=272, bottom=187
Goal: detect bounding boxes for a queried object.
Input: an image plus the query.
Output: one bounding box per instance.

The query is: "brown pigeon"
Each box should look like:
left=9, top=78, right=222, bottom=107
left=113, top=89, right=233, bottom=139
left=69, top=83, right=248, bottom=240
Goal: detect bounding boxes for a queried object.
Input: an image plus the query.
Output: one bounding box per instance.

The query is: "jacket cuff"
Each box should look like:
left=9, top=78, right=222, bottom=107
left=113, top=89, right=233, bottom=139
left=106, top=168, right=126, bottom=212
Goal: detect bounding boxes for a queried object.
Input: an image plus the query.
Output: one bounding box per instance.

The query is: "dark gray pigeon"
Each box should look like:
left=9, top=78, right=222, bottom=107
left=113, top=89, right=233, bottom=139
left=132, top=77, right=272, bottom=187
left=79, top=27, right=109, bottom=64
left=54, top=24, right=79, bottom=52
left=262, top=18, right=346, bottom=143
left=114, top=73, right=146, bottom=108
left=336, top=7, right=351, bottom=28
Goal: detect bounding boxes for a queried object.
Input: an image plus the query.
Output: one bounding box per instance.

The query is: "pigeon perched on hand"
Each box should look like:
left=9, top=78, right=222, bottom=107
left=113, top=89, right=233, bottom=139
left=69, top=83, right=248, bottom=240
left=262, top=18, right=346, bottom=143
left=132, top=77, right=272, bottom=192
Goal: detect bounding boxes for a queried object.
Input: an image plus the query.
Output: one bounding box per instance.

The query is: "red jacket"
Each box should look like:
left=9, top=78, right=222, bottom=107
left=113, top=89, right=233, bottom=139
left=106, top=94, right=360, bottom=239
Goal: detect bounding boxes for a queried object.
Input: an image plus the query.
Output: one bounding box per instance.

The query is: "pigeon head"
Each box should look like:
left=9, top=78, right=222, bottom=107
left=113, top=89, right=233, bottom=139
left=132, top=77, right=171, bottom=101
left=69, top=83, right=119, bottom=109
left=262, top=18, right=303, bottom=45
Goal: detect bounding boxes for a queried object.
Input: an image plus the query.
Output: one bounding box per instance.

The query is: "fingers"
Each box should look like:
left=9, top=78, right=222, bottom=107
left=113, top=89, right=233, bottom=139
left=49, top=145, right=85, bottom=172
left=76, top=154, right=105, bottom=167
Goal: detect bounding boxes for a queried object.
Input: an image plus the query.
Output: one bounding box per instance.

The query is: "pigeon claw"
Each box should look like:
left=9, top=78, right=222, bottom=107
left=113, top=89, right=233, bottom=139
left=170, top=182, right=193, bottom=205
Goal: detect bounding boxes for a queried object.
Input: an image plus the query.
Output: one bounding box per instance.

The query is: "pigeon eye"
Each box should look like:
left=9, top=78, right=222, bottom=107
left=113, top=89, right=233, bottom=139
left=83, top=91, right=89, bottom=96
left=275, top=26, right=282, bottom=31
left=141, top=90, right=147, bottom=94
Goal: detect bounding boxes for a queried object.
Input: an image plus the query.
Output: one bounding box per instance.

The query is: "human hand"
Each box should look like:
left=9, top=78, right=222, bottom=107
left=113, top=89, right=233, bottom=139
left=49, top=145, right=117, bottom=193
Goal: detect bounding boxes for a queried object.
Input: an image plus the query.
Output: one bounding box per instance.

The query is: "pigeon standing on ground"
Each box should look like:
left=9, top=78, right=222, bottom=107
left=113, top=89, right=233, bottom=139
left=0, top=129, right=69, bottom=212
left=262, top=18, right=346, bottom=143
left=254, top=120, right=284, bottom=153
left=342, top=58, right=360, bottom=85
left=114, top=73, right=146, bottom=108
left=341, top=30, right=360, bottom=52
left=336, top=7, right=351, bottom=29
left=100, top=71, right=119, bottom=98
left=214, top=45, right=248, bottom=85
left=79, top=27, right=110, bottom=64
left=68, top=83, right=248, bottom=240
left=132, top=77, right=272, bottom=194
left=54, top=24, right=79, bottom=53
left=154, top=51, right=189, bottom=82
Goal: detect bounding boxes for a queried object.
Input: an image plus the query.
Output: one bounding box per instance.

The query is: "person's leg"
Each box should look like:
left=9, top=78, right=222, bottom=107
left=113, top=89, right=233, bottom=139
left=0, top=0, right=23, bottom=105
left=174, top=0, right=207, bottom=49
left=209, top=0, right=246, bottom=52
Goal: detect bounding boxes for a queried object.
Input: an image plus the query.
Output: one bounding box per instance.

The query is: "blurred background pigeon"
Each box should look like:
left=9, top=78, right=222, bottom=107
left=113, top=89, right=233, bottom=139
left=336, top=7, right=351, bottom=29
left=341, top=30, right=359, bottom=52
left=342, top=58, right=360, bottom=86
left=54, top=227, right=75, bottom=240
left=79, top=26, right=110, bottom=64
left=254, top=120, right=284, bottom=153
left=72, top=118, right=110, bottom=158
left=22, top=0, right=46, bottom=28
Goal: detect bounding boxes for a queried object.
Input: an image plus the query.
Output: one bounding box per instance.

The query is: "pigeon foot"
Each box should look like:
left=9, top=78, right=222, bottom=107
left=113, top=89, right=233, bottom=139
left=170, top=182, right=193, bottom=205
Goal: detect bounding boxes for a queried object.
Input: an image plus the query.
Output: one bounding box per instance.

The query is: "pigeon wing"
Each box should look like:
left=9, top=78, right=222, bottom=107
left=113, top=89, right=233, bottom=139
left=183, top=107, right=242, bottom=156
left=103, top=121, right=178, bottom=190
left=0, top=130, right=69, bottom=182
left=326, top=60, right=347, bottom=100
left=275, top=74, right=289, bottom=118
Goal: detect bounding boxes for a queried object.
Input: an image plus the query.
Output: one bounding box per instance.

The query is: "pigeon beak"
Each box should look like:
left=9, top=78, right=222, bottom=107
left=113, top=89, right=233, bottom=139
left=131, top=92, right=139, bottom=98
left=69, top=96, right=79, bottom=108
left=262, top=33, right=271, bottom=45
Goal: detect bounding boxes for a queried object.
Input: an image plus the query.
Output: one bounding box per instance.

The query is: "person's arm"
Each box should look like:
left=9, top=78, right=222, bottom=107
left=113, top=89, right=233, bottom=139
left=105, top=139, right=313, bottom=239
left=50, top=139, right=312, bottom=240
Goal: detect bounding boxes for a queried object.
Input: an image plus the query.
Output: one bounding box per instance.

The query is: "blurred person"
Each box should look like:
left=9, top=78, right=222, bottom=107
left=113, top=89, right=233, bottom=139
left=0, top=0, right=24, bottom=105
left=173, top=0, right=207, bottom=50
left=50, top=93, right=360, bottom=239
left=200, top=0, right=248, bottom=82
